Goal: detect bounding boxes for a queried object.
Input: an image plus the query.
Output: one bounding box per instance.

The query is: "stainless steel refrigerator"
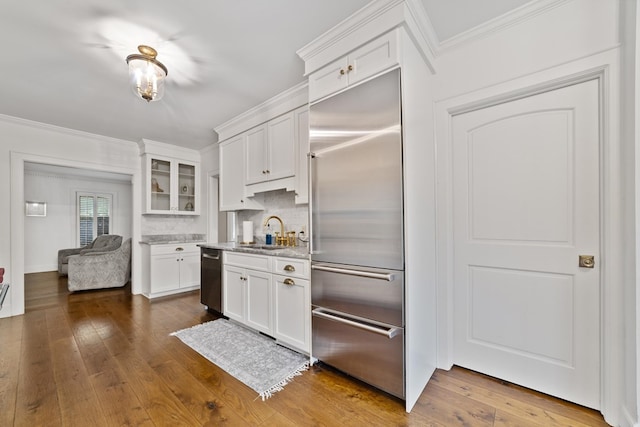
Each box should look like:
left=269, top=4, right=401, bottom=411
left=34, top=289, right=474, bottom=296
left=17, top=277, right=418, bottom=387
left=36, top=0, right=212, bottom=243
left=310, top=68, right=405, bottom=399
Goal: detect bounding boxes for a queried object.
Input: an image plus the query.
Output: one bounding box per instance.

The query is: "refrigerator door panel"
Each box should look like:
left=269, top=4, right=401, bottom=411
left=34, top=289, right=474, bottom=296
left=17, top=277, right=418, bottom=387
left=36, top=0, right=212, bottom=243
left=310, top=68, right=403, bottom=270
left=312, top=307, right=405, bottom=398
left=311, top=262, right=404, bottom=327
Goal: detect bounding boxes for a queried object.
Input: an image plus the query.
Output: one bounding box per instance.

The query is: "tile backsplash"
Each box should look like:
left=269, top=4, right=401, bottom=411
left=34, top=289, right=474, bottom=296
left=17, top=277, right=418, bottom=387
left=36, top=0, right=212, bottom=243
left=236, top=189, right=309, bottom=244
left=141, top=214, right=201, bottom=235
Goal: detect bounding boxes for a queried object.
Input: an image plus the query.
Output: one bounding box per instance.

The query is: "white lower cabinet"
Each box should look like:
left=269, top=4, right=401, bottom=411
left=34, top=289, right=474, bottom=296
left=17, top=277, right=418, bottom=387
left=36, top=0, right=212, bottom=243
left=222, top=251, right=310, bottom=353
left=273, top=274, right=310, bottom=352
left=142, top=243, right=200, bottom=299
left=223, top=265, right=246, bottom=323
left=245, top=270, right=273, bottom=334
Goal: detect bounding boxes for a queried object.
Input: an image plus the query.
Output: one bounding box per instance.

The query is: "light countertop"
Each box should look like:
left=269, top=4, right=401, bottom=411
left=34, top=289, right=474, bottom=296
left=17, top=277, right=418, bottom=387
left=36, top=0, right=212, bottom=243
left=198, top=242, right=309, bottom=259
left=140, top=234, right=206, bottom=245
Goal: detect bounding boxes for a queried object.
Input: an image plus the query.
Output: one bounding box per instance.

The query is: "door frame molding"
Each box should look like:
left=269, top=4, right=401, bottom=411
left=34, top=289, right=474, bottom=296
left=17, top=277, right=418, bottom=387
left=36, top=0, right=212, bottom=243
left=9, top=151, right=143, bottom=316
left=434, top=49, right=622, bottom=424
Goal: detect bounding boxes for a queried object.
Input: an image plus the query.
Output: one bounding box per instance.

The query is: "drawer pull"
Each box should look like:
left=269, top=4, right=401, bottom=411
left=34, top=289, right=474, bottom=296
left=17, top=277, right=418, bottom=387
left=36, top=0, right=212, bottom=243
left=312, top=308, right=401, bottom=339
left=312, top=264, right=394, bottom=281
left=175, top=247, right=184, bottom=252
left=283, top=278, right=295, bottom=286
left=283, top=264, right=295, bottom=272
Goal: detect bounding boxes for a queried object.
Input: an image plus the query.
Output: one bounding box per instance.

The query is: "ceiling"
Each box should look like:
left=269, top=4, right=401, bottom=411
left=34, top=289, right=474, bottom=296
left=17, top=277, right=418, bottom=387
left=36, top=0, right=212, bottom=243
left=0, top=0, right=530, bottom=151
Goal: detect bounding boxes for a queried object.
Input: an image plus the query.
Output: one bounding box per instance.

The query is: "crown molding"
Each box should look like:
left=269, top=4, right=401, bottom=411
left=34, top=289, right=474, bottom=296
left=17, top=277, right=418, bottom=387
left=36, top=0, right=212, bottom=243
left=296, top=0, right=437, bottom=75
left=436, top=0, right=573, bottom=54
left=138, top=138, right=201, bottom=161
left=0, top=113, right=136, bottom=150
left=297, top=0, right=405, bottom=65
left=214, top=80, right=308, bottom=142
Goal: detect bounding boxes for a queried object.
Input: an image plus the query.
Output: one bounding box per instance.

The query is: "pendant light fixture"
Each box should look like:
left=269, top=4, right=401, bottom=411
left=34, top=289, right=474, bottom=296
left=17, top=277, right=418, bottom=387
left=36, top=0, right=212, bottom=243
left=126, top=45, right=168, bottom=102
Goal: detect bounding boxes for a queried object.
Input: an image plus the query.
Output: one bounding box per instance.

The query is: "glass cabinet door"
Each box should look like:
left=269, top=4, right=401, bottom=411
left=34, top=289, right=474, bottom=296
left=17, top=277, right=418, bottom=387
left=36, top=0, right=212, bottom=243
left=150, top=158, right=171, bottom=211
left=177, top=162, right=196, bottom=212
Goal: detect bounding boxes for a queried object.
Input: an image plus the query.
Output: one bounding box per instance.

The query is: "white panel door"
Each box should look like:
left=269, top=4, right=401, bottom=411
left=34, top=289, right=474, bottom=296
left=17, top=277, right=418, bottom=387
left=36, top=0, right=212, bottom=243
left=245, top=270, right=272, bottom=335
left=223, top=266, right=245, bottom=323
left=452, top=79, right=600, bottom=409
left=267, top=112, right=296, bottom=181
left=179, top=252, right=201, bottom=288
left=150, top=254, right=180, bottom=294
left=245, top=125, right=268, bottom=185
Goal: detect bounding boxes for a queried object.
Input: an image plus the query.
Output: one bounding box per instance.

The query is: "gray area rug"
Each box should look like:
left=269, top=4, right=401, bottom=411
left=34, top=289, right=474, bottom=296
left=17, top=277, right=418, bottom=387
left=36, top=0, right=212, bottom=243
left=171, top=319, right=309, bottom=400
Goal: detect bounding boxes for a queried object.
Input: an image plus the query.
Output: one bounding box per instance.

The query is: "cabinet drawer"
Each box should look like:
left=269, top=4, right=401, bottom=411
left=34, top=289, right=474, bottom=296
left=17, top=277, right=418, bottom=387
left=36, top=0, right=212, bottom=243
left=224, top=251, right=271, bottom=271
left=150, top=243, right=200, bottom=256
left=273, top=257, right=309, bottom=279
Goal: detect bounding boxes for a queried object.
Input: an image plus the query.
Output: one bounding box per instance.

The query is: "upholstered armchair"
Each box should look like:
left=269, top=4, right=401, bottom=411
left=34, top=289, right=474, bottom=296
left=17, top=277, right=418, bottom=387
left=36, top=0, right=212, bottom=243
left=58, top=234, right=123, bottom=276
left=67, top=238, right=131, bottom=292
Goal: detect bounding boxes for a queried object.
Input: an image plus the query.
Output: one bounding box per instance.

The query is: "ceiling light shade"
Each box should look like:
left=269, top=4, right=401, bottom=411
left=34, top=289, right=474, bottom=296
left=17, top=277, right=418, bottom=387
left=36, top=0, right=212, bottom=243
left=126, top=45, right=168, bottom=102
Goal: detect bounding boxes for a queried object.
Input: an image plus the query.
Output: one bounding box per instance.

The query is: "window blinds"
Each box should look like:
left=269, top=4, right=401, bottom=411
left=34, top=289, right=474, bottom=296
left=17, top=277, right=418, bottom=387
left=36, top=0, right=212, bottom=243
left=78, top=193, right=112, bottom=246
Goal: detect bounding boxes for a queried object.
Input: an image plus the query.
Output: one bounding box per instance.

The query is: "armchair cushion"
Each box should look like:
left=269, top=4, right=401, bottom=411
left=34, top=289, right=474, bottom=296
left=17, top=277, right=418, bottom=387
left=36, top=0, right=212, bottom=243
left=58, top=235, right=122, bottom=276
left=68, top=238, right=131, bottom=292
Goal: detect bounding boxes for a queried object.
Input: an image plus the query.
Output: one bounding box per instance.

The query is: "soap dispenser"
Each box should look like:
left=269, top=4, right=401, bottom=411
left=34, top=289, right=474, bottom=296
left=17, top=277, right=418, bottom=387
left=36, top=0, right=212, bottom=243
left=265, top=223, right=273, bottom=245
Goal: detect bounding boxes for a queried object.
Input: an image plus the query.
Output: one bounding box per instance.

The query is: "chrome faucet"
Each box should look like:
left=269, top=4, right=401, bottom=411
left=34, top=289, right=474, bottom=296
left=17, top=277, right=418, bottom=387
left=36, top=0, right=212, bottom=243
left=263, top=215, right=291, bottom=246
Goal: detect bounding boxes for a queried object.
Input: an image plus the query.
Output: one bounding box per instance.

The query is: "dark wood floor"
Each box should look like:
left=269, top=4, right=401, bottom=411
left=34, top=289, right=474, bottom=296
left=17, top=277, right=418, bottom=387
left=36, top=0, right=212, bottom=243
left=2, top=271, right=610, bottom=426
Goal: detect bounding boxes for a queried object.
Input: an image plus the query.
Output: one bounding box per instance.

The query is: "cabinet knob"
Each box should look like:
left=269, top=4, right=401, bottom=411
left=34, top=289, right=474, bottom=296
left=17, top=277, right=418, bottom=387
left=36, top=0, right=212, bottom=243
left=283, top=278, right=295, bottom=286
left=266, top=170, right=270, bottom=174
left=262, top=170, right=266, bottom=174
left=347, top=64, right=353, bottom=72
left=284, top=265, right=295, bottom=272
left=339, top=69, right=345, bottom=75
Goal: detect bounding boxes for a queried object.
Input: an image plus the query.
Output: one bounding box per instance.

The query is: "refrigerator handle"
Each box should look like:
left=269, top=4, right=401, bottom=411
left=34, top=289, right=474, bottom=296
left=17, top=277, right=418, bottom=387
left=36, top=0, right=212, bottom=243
left=311, top=264, right=395, bottom=281
left=312, top=308, right=401, bottom=339
left=308, top=152, right=315, bottom=254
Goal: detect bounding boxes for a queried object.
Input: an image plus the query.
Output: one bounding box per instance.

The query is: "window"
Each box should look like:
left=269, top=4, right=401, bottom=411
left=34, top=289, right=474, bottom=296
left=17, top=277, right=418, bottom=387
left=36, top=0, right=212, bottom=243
left=77, top=192, right=113, bottom=246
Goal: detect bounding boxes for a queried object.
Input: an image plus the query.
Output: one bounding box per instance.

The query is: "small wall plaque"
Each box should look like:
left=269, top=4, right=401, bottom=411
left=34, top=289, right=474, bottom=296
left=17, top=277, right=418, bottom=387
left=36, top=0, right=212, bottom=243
left=25, top=201, right=47, bottom=217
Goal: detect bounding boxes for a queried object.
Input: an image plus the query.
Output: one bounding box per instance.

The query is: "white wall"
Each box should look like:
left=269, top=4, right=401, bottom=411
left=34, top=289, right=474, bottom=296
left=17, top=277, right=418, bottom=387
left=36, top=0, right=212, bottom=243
left=0, top=115, right=142, bottom=318
left=23, top=170, right=133, bottom=273
left=426, top=0, right=628, bottom=425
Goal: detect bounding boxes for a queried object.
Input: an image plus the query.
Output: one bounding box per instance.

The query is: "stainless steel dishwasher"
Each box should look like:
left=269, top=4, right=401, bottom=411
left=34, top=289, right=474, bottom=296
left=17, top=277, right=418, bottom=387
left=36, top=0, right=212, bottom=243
left=200, top=248, right=222, bottom=313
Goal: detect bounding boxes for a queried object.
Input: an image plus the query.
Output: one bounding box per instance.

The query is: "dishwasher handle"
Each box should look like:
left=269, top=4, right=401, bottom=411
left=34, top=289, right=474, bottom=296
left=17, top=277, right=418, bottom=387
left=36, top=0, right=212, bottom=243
left=312, top=308, right=401, bottom=339
left=202, top=253, right=221, bottom=260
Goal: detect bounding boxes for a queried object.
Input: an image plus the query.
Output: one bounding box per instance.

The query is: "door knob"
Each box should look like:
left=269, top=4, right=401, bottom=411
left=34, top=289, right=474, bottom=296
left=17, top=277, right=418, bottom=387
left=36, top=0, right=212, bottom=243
left=579, top=255, right=595, bottom=268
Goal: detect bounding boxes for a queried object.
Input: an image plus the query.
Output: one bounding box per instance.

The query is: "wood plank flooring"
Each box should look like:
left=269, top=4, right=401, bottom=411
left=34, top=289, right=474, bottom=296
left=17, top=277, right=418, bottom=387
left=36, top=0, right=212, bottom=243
left=2, top=271, right=610, bottom=426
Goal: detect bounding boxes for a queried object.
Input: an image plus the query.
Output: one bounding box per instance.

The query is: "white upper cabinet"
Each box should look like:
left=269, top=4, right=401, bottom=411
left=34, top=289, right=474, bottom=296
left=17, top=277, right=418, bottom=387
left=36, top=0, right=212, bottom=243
left=266, top=112, right=296, bottom=181
left=139, top=139, right=201, bottom=215
left=308, top=31, right=399, bottom=103
left=143, top=155, right=199, bottom=215
left=245, top=125, right=268, bottom=184
left=219, top=135, right=264, bottom=211
left=215, top=83, right=308, bottom=209
left=246, top=112, right=295, bottom=185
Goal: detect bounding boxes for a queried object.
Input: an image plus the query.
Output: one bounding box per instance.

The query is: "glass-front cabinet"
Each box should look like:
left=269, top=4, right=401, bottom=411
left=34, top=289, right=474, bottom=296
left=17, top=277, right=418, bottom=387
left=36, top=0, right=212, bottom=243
left=144, top=155, right=199, bottom=215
